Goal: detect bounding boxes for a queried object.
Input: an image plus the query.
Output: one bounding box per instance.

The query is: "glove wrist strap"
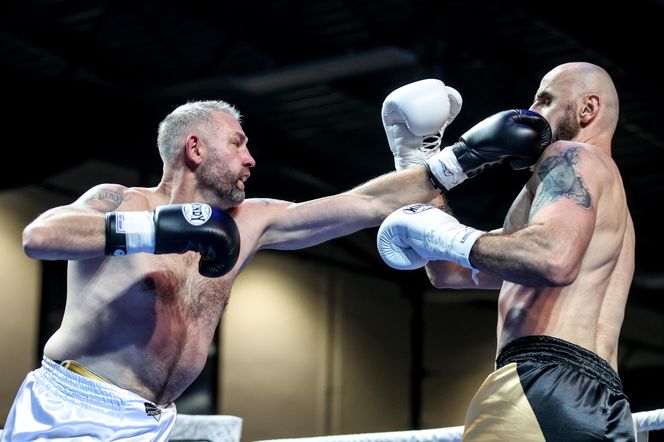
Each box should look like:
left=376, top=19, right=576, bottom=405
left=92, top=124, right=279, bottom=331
left=423, top=162, right=445, bottom=192
left=452, top=227, right=484, bottom=269
left=426, top=223, right=484, bottom=269
left=105, top=211, right=156, bottom=256
left=426, top=144, right=468, bottom=190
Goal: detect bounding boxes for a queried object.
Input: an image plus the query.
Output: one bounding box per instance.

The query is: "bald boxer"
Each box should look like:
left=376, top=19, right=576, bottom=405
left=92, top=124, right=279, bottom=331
left=379, top=62, right=635, bottom=441
left=2, top=91, right=549, bottom=440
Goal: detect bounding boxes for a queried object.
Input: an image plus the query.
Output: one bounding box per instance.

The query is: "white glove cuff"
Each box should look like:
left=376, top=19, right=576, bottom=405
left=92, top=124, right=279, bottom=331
left=113, top=211, right=156, bottom=255
left=426, top=146, right=468, bottom=190
left=425, top=224, right=484, bottom=270
left=453, top=227, right=483, bottom=270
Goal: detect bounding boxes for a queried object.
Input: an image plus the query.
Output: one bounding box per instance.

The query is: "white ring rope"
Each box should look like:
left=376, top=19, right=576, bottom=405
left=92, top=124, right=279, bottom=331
left=634, top=408, right=664, bottom=432
left=256, top=409, right=664, bottom=442
left=257, top=426, right=464, bottom=442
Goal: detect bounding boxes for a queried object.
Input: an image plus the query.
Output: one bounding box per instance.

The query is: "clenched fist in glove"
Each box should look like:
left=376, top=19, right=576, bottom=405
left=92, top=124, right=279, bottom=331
left=425, top=109, right=552, bottom=190
left=105, top=203, right=241, bottom=278
left=377, top=203, right=485, bottom=270
left=382, top=79, right=462, bottom=170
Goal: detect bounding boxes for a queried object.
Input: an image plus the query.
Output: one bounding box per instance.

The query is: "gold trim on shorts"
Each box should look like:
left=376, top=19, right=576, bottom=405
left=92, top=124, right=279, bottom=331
left=61, top=360, right=110, bottom=383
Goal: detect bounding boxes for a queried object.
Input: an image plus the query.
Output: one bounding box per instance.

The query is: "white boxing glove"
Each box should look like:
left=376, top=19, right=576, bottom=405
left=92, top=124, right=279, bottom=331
left=382, top=79, right=462, bottom=170
left=377, top=203, right=485, bottom=270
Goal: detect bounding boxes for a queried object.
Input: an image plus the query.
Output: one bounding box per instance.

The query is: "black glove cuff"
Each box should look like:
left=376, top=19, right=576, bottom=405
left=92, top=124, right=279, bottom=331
left=423, top=162, right=445, bottom=194
left=105, top=212, right=127, bottom=256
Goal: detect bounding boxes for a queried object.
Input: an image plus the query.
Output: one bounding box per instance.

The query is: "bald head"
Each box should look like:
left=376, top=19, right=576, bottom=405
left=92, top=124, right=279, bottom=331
left=531, top=62, right=619, bottom=147
left=549, top=62, right=618, bottom=121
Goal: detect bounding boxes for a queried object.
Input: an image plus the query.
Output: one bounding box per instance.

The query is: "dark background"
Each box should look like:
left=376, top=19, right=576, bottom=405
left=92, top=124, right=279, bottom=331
left=2, top=0, right=662, bottom=435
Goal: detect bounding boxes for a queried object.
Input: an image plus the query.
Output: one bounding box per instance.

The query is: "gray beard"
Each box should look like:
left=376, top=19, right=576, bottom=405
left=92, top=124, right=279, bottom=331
left=199, top=166, right=246, bottom=207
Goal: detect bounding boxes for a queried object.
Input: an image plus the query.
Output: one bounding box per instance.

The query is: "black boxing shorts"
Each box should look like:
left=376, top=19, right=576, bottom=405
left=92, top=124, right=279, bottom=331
left=461, top=335, right=635, bottom=442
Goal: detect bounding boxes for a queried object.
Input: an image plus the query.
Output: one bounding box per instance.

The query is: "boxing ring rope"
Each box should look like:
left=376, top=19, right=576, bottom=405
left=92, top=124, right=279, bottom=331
left=1, top=409, right=661, bottom=441
left=633, top=408, right=664, bottom=441
left=169, top=414, right=242, bottom=442
left=255, top=408, right=664, bottom=442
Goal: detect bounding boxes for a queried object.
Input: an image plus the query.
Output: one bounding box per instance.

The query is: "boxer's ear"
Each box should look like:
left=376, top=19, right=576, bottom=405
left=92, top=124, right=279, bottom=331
left=579, top=94, right=600, bottom=127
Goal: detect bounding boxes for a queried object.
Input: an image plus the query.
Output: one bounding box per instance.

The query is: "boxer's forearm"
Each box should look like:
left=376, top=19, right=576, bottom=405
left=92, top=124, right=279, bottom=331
left=23, top=207, right=107, bottom=260
left=345, top=166, right=441, bottom=219
left=470, top=226, right=579, bottom=287
left=256, top=167, right=440, bottom=251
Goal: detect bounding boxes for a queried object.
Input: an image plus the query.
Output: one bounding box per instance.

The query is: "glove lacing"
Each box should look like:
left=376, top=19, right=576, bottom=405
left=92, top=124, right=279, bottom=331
left=421, top=129, right=443, bottom=152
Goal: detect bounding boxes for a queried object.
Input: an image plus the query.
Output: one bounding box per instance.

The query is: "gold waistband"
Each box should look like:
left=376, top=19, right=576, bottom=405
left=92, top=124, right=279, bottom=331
left=60, top=360, right=110, bottom=384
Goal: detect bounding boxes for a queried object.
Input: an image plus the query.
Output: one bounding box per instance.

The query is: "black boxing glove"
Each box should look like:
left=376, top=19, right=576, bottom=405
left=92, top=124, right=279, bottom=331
left=105, top=203, right=240, bottom=278
left=424, top=109, right=552, bottom=190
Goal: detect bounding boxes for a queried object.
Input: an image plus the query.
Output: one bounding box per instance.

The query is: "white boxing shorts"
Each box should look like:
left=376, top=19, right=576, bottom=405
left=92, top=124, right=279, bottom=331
left=1, top=356, right=177, bottom=441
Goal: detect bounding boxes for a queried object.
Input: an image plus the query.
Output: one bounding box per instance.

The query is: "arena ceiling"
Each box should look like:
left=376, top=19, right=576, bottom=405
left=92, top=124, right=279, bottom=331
left=1, top=0, right=663, bottom=312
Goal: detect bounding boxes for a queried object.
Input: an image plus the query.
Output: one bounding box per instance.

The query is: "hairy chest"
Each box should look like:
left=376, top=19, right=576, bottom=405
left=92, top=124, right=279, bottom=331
left=144, top=253, right=235, bottom=325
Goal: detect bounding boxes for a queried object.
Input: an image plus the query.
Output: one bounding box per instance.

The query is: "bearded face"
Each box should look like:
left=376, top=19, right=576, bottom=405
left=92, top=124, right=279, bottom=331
left=551, top=103, right=581, bottom=142
left=197, top=148, right=246, bottom=207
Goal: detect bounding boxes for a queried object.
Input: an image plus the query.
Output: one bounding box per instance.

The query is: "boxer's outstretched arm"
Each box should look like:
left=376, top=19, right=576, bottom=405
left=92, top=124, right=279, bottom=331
left=257, top=108, right=551, bottom=252
left=255, top=166, right=440, bottom=251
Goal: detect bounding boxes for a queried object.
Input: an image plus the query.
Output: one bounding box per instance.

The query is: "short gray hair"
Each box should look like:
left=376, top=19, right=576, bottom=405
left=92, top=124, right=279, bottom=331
left=157, top=100, right=242, bottom=167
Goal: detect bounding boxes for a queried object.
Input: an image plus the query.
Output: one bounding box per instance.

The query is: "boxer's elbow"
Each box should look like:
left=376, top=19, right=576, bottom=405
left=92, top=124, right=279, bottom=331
left=427, top=268, right=450, bottom=288
left=425, top=261, right=471, bottom=289
left=536, top=252, right=580, bottom=287
left=22, top=222, right=50, bottom=258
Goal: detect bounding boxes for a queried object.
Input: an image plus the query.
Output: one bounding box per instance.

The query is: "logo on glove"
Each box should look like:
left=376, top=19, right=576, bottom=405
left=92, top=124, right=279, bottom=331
left=182, top=203, right=213, bottom=226
left=402, top=204, right=434, bottom=214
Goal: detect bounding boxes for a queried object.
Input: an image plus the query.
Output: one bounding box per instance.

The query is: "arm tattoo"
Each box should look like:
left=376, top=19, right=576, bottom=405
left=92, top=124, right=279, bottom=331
left=530, top=146, right=591, bottom=217
left=98, top=189, right=122, bottom=204
left=254, top=198, right=280, bottom=206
